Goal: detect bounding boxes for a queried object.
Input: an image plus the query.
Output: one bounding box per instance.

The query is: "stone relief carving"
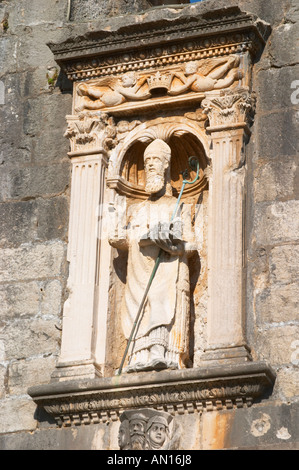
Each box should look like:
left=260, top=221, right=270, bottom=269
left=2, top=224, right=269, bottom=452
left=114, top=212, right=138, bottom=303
left=33, top=361, right=276, bottom=427
left=109, top=139, right=198, bottom=373
left=75, top=72, right=151, bottom=112
left=184, top=108, right=208, bottom=126
left=64, top=111, right=117, bottom=152
left=202, top=87, right=254, bottom=128
left=116, top=119, right=142, bottom=141
left=25, top=10, right=277, bottom=436
left=50, top=8, right=269, bottom=82
left=74, top=56, right=242, bottom=112
left=118, top=408, right=180, bottom=450
left=168, top=55, right=242, bottom=95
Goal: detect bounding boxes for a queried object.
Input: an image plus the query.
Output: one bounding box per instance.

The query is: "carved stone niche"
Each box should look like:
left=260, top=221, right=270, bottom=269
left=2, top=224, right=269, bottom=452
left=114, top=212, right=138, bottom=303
left=28, top=7, right=276, bottom=434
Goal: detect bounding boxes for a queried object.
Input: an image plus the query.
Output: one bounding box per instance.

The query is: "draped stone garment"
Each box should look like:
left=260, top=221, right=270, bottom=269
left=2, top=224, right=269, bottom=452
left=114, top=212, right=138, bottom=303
left=122, top=198, right=179, bottom=340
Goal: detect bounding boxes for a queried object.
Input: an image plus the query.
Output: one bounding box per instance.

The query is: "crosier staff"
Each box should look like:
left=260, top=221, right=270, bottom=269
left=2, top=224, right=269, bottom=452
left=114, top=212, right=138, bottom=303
left=117, top=156, right=200, bottom=375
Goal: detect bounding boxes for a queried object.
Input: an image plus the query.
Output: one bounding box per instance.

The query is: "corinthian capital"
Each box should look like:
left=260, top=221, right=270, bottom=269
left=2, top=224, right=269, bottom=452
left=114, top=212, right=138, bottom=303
left=202, top=88, right=254, bottom=131
left=65, top=111, right=117, bottom=155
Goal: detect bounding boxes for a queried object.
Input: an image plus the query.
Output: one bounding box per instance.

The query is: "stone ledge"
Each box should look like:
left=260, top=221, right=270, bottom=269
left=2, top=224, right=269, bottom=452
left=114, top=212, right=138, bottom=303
left=49, top=7, right=269, bottom=60
left=48, top=7, right=271, bottom=82
left=28, top=361, right=276, bottom=427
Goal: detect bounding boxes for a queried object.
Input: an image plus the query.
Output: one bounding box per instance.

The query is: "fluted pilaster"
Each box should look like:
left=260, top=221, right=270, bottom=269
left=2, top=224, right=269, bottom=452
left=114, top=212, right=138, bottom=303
left=201, top=89, right=254, bottom=364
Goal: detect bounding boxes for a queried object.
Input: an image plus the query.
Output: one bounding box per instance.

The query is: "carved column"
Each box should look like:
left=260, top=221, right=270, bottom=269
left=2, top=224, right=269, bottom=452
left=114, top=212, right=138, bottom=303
left=51, top=113, right=114, bottom=380
left=201, top=89, right=253, bottom=364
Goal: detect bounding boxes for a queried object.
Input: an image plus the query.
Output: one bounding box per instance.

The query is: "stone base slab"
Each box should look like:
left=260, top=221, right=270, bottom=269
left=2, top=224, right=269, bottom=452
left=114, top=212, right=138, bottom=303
left=28, top=362, right=275, bottom=427
left=50, top=360, right=102, bottom=382
left=200, top=345, right=253, bottom=364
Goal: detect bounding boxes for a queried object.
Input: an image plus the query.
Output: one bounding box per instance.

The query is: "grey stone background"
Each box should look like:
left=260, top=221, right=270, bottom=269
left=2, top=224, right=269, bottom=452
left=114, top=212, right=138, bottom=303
left=0, top=0, right=298, bottom=449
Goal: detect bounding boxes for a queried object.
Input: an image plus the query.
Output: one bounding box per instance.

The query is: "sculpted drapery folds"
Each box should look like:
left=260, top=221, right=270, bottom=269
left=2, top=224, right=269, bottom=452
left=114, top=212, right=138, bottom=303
left=109, top=139, right=197, bottom=373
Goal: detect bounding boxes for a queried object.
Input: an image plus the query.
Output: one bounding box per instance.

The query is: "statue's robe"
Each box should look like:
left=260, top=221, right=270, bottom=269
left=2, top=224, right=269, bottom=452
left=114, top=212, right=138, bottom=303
left=110, top=195, right=195, bottom=369
left=124, top=199, right=179, bottom=340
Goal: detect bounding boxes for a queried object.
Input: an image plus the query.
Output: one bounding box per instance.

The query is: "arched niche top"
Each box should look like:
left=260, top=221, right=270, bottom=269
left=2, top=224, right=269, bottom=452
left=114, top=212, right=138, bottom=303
left=107, top=117, right=209, bottom=200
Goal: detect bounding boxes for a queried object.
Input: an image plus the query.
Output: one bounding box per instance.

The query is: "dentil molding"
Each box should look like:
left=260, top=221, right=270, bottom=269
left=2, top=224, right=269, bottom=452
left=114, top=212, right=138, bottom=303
left=48, top=7, right=270, bottom=82
left=28, top=362, right=275, bottom=427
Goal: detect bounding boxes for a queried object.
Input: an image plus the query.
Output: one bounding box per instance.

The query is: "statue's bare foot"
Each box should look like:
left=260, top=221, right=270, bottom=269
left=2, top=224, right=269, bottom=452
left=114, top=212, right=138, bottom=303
left=229, top=55, right=240, bottom=67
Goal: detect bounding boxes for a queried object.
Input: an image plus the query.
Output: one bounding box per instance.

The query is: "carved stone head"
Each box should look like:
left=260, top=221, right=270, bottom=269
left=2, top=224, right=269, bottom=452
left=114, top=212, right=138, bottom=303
left=118, top=408, right=175, bottom=450
left=185, top=61, right=199, bottom=75
left=145, top=415, right=170, bottom=449
left=144, top=139, right=172, bottom=195
left=117, top=419, right=130, bottom=450
left=127, top=411, right=149, bottom=450
left=121, top=72, right=137, bottom=88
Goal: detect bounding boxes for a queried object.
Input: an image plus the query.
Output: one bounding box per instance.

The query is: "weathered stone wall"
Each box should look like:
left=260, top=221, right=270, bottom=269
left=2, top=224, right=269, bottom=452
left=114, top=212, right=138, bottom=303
left=0, top=0, right=72, bottom=434
left=245, top=0, right=299, bottom=411
left=0, top=0, right=298, bottom=449
left=69, top=0, right=152, bottom=20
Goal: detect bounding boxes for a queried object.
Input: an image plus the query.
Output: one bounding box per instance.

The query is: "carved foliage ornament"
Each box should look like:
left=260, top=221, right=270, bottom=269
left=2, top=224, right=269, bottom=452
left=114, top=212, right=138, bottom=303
left=64, top=111, right=117, bottom=153
left=202, top=87, right=255, bottom=129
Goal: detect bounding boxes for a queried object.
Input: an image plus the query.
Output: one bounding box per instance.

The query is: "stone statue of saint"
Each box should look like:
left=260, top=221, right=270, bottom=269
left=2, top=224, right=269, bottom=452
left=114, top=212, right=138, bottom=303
left=109, top=139, right=197, bottom=373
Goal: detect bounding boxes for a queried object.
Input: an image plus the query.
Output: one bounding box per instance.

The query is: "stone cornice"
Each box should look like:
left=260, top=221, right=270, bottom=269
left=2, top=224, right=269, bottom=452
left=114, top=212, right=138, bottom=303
left=28, top=362, right=275, bottom=427
left=48, top=7, right=270, bottom=81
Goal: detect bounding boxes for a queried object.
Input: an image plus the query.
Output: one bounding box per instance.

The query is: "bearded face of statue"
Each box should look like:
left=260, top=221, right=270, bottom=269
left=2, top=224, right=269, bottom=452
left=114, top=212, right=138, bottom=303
left=144, top=153, right=168, bottom=194
left=144, top=139, right=171, bottom=195
left=129, top=418, right=147, bottom=450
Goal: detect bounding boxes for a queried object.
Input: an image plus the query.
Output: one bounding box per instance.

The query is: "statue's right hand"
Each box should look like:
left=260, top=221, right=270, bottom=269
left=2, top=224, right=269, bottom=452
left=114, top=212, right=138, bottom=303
left=147, top=222, right=184, bottom=256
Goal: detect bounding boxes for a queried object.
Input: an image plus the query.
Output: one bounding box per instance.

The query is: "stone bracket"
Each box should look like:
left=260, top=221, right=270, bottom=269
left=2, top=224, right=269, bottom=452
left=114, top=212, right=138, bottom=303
left=28, top=362, right=275, bottom=427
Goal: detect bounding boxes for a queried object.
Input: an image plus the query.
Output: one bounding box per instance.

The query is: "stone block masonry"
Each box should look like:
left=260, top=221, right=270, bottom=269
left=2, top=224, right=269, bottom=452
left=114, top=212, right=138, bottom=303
left=245, top=0, right=299, bottom=408
left=0, top=0, right=72, bottom=436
